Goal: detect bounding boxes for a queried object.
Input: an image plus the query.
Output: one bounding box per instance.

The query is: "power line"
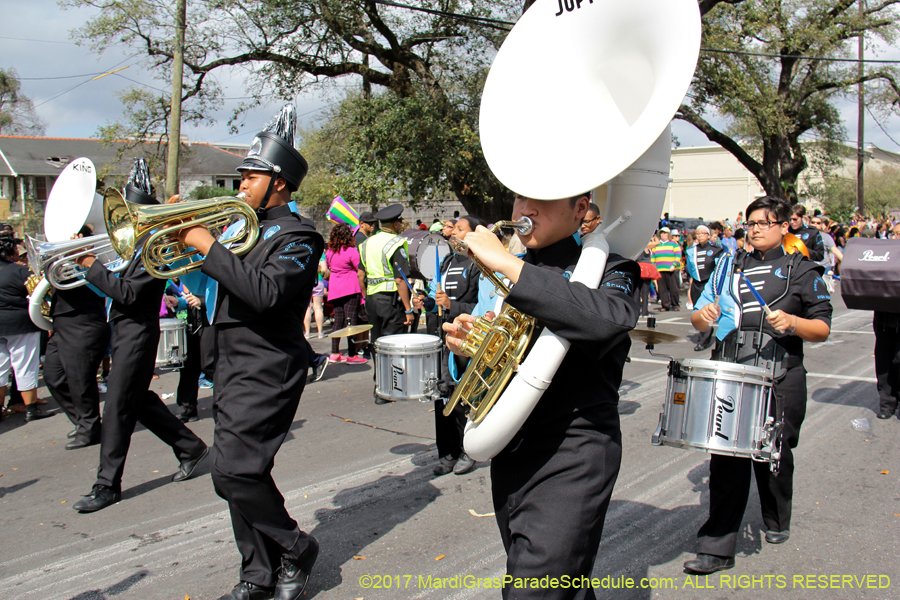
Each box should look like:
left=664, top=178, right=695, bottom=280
left=16, top=72, right=108, bottom=80
left=373, top=0, right=514, bottom=30
left=0, top=35, right=78, bottom=45
left=865, top=105, right=900, bottom=149
left=32, top=54, right=140, bottom=108
left=702, top=47, right=900, bottom=64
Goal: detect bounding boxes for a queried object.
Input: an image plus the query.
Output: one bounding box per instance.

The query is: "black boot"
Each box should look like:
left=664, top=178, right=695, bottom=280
left=25, top=405, right=52, bottom=422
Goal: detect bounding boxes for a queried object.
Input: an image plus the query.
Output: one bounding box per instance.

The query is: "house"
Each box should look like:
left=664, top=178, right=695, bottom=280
left=0, top=135, right=245, bottom=224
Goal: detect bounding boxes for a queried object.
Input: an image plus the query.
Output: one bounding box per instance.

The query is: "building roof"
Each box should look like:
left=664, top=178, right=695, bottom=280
left=0, top=135, right=245, bottom=178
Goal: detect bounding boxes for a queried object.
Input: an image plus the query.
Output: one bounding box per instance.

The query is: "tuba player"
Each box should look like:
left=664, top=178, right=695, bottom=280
left=445, top=193, right=640, bottom=600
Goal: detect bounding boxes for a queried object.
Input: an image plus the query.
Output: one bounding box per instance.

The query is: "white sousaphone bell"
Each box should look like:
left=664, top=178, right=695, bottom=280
left=454, top=0, right=702, bottom=461
left=26, top=157, right=129, bottom=330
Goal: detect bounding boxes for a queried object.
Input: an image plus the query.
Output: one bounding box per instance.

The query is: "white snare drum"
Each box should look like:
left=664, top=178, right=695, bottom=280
left=651, top=358, right=781, bottom=463
left=374, top=334, right=442, bottom=402
left=157, top=318, right=187, bottom=369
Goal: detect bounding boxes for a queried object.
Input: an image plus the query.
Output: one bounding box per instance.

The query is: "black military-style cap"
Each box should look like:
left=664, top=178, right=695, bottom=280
left=374, top=203, right=404, bottom=222
left=124, top=158, right=158, bottom=205
left=237, top=105, right=309, bottom=192
left=359, top=211, right=377, bottom=224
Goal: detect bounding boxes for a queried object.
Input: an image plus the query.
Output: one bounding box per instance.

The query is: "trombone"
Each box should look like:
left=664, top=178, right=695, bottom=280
left=103, top=189, right=260, bottom=279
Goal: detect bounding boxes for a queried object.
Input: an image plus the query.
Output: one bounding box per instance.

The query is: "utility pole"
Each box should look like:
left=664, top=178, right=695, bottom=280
left=857, top=0, right=866, bottom=216
left=165, top=0, right=187, bottom=200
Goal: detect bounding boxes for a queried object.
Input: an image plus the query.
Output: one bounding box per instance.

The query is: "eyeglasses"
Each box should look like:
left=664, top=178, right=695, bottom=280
left=581, top=216, right=600, bottom=226
left=811, top=220, right=823, bottom=225
left=746, top=220, right=782, bottom=231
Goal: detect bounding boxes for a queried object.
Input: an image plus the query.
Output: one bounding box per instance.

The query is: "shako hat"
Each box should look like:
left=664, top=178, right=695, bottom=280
left=124, top=158, right=158, bottom=205
left=238, top=104, right=309, bottom=192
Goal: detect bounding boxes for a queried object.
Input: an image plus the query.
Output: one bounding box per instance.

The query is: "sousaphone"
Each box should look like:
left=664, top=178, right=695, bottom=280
left=453, top=0, right=702, bottom=461
left=27, top=158, right=127, bottom=330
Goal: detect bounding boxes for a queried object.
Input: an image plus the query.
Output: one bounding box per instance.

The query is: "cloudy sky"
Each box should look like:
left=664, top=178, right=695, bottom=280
left=2, top=0, right=900, bottom=153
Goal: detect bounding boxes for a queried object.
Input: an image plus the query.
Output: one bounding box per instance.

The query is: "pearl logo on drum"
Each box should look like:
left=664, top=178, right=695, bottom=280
left=714, top=388, right=736, bottom=440
left=858, top=250, right=890, bottom=262
left=391, top=363, right=404, bottom=392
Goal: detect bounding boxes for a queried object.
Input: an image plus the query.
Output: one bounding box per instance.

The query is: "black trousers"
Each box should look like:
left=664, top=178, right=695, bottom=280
left=656, top=271, right=680, bottom=309
left=874, top=324, right=900, bottom=415
left=689, top=280, right=713, bottom=346
left=434, top=348, right=466, bottom=459
left=43, top=313, right=109, bottom=443
left=176, top=327, right=203, bottom=416
left=697, top=363, right=807, bottom=557
left=210, top=324, right=314, bottom=588
left=366, top=292, right=405, bottom=345
left=96, top=317, right=206, bottom=491
left=491, top=404, right=622, bottom=600
left=639, top=279, right=652, bottom=316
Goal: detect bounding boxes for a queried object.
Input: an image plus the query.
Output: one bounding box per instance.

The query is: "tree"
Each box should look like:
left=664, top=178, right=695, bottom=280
left=812, top=164, right=900, bottom=219
left=0, top=69, right=46, bottom=136
left=62, top=0, right=748, bottom=218
left=677, top=0, right=900, bottom=203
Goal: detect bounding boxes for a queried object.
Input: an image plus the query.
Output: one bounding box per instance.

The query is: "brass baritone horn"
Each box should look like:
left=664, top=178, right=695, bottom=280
left=442, top=218, right=536, bottom=423
left=25, top=234, right=130, bottom=290
left=103, top=188, right=260, bottom=279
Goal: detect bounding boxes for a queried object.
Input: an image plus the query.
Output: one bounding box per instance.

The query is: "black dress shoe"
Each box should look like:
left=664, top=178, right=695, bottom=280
left=25, top=406, right=52, bottom=422
left=683, top=553, right=735, bottom=574
left=274, top=537, right=319, bottom=600
left=178, top=412, right=199, bottom=423
left=67, top=429, right=77, bottom=439
left=231, top=581, right=275, bottom=600
left=65, top=438, right=100, bottom=450
left=765, top=529, right=790, bottom=544
left=172, top=445, right=209, bottom=482
left=73, top=485, right=121, bottom=513
left=877, top=410, right=894, bottom=420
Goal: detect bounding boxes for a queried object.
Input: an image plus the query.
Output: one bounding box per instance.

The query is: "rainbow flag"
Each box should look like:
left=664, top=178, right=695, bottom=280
left=326, top=196, right=360, bottom=232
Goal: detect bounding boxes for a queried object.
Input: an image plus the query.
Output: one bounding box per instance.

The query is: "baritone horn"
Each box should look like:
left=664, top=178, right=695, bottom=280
left=103, top=189, right=260, bottom=279
left=25, top=235, right=129, bottom=290
left=453, top=0, right=702, bottom=462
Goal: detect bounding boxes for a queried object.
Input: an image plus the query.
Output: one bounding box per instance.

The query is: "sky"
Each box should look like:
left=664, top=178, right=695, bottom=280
left=2, top=0, right=900, bottom=153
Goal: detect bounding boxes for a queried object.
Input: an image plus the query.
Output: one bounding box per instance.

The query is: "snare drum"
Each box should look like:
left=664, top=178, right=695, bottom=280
left=374, top=334, right=442, bottom=402
left=156, top=318, right=187, bottom=369
left=651, top=358, right=780, bottom=463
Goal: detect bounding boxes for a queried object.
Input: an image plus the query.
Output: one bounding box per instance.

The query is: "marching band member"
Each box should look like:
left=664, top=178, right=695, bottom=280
left=72, top=159, right=208, bottom=513
left=43, top=225, right=110, bottom=448
left=358, top=203, right=414, bottom=404
left=685, top=196, right=832, bottom=574
left=685, top=225, right=724, bottom=352
left=444, top=193, right=640, bottom=600
left=414, top=215, right=485, bottom=476
left=176, top=105, right=323, bottom=600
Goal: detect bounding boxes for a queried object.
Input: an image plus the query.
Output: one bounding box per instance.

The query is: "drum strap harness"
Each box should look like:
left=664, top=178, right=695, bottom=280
left=714, top=250, right=804, bottom=379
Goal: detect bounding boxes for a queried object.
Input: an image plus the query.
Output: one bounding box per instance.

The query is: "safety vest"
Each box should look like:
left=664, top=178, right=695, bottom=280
left=359, top=230, right=407, bottom=294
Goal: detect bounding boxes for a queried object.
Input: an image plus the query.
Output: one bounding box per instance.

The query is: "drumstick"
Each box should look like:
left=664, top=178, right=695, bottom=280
left=739, top=273, right=774, bottom=317
left=394, top=263, right=414, bottom=292
left=435, top=245, right=443, bottom=318
left=713, top=260, right=727, bottom=307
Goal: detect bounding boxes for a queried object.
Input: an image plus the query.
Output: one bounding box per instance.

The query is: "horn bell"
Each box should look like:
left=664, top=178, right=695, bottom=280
left=103, top=188, right=260, bottom=279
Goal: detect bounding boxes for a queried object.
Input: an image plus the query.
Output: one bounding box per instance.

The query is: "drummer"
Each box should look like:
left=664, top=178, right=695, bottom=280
left=413, top=215, right=485, bottom=476
left=685, top=196, right=832, bottom=574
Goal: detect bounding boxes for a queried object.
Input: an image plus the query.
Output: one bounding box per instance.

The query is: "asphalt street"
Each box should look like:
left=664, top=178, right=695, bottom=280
left=0, top=285, right=897, bottom=600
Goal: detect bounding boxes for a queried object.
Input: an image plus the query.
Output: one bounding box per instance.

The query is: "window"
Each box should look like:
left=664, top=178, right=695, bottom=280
left=232, top=179, right=240, bottom=191
left=35, top=177, right=48, bottom=200
left=216, top=179, right=225, bottom=188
